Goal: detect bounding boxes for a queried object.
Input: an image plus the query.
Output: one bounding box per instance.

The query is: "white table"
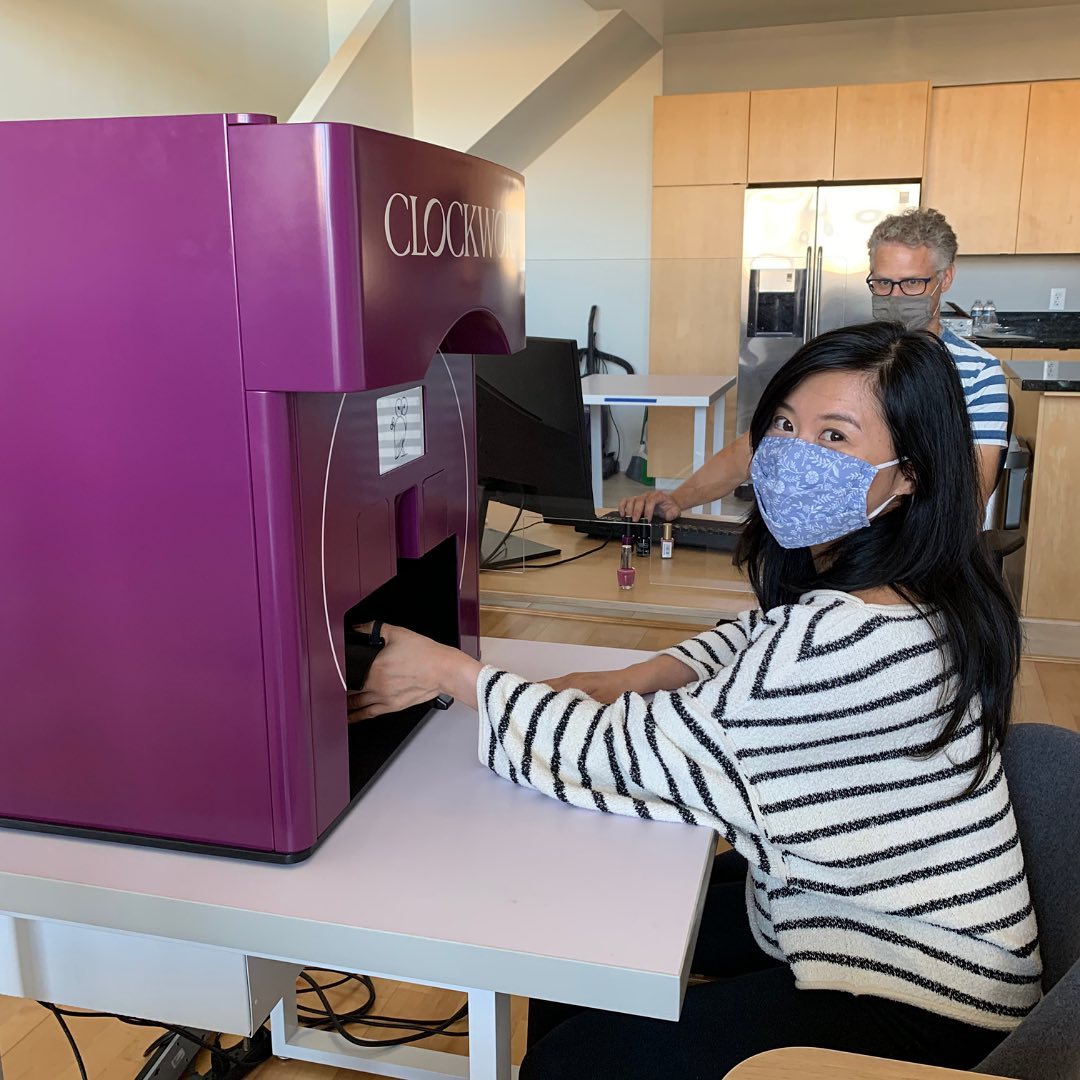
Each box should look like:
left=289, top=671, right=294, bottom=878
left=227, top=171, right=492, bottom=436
left=581, top=373, right=738, bottom=515
left=0, top=638, right=715, bottom=1080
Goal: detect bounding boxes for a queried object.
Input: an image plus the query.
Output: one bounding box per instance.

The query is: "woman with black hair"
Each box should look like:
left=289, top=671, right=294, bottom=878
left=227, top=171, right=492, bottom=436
left=352, top=322, right=1039, bottom=1078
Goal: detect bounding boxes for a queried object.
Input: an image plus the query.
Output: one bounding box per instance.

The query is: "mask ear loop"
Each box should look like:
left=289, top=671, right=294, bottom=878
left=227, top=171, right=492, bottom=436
left=867, top=495, right=898, bottom=521
left=868, top=456, right=910, bottom=520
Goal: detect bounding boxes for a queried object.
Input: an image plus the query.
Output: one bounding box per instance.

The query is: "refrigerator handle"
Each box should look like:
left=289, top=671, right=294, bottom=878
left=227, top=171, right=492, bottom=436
left=812, top=245, right=824, bottom=337
left=802, top=245, right=814, bottom=343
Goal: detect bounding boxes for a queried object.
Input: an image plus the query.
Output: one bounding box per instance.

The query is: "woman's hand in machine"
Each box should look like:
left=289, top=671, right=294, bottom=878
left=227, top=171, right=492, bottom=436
left=348, top=623, right=483, bottom=720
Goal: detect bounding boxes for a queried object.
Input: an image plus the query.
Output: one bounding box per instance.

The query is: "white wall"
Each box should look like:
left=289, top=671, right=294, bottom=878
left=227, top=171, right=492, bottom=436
left=663, top=4, right=1080, bottom=92
left=524, top=54, right=663, bottom=469
left=954, top=256, right=1080, bottom=313
left=301, top=0, right=412, bottom=134
left=0, top=0, right=328, bottom=121
left=410, top=0, right=606, bottom=150
left=327, top=0, right=374, bottom=54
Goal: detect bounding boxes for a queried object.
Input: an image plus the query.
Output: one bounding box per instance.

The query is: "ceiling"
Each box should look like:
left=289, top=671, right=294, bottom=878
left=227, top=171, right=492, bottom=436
left=588, top=0, right=1080, bottom=35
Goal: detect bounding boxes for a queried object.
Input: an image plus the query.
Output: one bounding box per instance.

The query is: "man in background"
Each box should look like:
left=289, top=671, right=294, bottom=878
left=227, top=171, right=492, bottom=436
left=620, top=207, right=1008, bottom=520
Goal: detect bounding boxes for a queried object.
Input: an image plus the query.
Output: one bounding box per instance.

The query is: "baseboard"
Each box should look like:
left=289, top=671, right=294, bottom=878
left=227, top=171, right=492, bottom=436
left=481, top=603, right=713, bottom=633
left=1020, top=616, right=1080, bottom=661
left=485, top=599, right=1080, bottom=662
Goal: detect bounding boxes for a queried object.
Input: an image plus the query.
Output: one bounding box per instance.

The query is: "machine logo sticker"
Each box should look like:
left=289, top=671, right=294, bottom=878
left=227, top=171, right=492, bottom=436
left=377, top=386, right=425, bottom=473
left=383, top=192, right=522, bottom=259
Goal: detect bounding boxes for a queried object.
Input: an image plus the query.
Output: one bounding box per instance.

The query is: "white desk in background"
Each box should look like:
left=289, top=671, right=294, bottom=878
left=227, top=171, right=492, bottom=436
left=0, top=638, right=715, bottom=1080
left=581, top=373, right=738, bottom=516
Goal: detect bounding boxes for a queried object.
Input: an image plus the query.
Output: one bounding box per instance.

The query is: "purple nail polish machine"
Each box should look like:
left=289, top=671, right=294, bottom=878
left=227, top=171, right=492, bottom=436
left=0, top=113, right=524, bottom=861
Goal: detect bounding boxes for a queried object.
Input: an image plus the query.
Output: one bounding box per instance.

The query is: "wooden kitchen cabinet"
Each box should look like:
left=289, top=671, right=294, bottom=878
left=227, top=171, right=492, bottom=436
left=833, top=81, right=929, bottom=181
left=1017, top=80, right=1080, bottom=253
left=923, top=82, right=1030, bottom=254
left=748, top=86, right=837, bottom=183
left=1021, top=394, right=1080, bottom=623
left=1010, top=348, right=1080, bottom=360
left=648, top=185, right=744, bottom=479
left=652, top=92, right=750, bottom=186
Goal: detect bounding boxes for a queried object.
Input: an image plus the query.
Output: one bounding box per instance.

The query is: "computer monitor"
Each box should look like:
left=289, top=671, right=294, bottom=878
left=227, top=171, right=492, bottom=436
left=475, top=336, right=595, bottom=568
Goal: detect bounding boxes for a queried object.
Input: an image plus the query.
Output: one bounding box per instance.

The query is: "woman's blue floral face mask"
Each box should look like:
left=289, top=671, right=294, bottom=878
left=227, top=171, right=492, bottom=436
left=750, top=435, right=903, bottom=550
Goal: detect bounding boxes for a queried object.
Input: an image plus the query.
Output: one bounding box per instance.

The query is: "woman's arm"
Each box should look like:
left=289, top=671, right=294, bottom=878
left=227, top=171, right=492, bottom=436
left=351, top=622, right=772, bottom=856
left=543, top=612, right=764, bottom=702
left=543, top=654, right=697, bottom=703
left=350, top=610, right=764, bottom=717
left=476, top=664, right=768, bottom=859
left=348, top=633, right=699, bottom=713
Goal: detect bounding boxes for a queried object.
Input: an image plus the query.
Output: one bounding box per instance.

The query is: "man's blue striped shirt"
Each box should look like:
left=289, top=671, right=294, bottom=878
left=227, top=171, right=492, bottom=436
left=940, top=327, right=1010, bottom=448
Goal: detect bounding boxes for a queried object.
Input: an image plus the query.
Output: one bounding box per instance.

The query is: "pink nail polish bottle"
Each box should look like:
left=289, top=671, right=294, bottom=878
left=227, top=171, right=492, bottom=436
left=618, top=530, right=636, bottom=589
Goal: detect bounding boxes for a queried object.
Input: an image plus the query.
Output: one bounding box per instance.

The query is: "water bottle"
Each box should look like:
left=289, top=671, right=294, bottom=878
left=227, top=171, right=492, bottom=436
left=971, top=300, right=985, bottom=331
left=984, top=299, right=997, bottom=331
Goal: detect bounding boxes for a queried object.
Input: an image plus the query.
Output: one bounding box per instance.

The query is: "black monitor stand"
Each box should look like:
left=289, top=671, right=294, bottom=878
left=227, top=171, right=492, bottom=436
left=478, top=486, right=561, bottom=569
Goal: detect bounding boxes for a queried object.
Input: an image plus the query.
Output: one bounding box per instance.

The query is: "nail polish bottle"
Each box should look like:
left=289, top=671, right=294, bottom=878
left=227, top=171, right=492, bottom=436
left=636, top=517, right=651, bottom=558
left=618, top=531, right=636, bottom=590
left=661, top=522, right=674, bottom=559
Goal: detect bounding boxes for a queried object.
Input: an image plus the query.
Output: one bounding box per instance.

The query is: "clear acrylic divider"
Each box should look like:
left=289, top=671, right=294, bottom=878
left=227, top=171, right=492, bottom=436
left=475, top=255, right=848, bottom=610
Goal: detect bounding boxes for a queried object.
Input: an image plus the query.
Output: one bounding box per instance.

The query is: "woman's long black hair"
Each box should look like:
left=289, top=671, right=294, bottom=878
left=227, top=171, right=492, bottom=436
left=734, top=321, right=1021, bottom=788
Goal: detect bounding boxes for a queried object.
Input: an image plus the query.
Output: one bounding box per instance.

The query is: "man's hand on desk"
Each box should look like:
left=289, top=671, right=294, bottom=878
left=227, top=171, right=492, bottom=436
left=348, top=622, right=482, bottom=720
left=619, top=433, right=753, bottom=521
left=618, top=489, right=682, bottom=523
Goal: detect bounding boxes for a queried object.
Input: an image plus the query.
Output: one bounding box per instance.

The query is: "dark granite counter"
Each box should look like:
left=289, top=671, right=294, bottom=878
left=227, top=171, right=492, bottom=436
left=972, top=310, right=1080, bottom=351
left=1018, top=379, right=1080, bottom=391
left=1004, top=358, right=1080, bottom=391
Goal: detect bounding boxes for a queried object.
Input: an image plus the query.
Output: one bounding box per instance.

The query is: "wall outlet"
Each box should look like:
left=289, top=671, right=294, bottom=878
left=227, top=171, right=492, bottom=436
left=1050, top=287, right=1066, bottom=310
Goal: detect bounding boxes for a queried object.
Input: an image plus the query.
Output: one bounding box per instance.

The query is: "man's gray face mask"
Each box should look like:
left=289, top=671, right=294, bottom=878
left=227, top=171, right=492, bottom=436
left=871, top=281, right=941, bottom=332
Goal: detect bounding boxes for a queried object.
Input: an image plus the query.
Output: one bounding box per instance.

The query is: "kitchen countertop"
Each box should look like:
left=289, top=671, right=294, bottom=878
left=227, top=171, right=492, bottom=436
left=1005, top=358, right=1080, bottom=391
left=971, top=310, right=1080, bottom=351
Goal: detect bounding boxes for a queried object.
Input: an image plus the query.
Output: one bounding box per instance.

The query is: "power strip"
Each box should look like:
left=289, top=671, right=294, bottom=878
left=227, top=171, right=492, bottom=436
left=134, top=1030, right=205, bottom=1079
left=132, top=1027, right=271, bottom=1080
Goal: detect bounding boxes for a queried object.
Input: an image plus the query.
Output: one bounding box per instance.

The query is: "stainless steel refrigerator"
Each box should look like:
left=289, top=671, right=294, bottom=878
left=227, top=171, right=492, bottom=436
left=736, top=183, right=921, bottom=435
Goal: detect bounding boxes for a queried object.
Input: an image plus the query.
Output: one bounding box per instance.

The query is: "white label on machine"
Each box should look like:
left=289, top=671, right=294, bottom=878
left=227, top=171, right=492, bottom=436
left=377, top=386, right=425, bottom=474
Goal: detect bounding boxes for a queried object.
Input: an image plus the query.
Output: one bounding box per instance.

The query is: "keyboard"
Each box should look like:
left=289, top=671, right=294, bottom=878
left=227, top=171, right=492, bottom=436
left=572, top=510, right=743, bottom=553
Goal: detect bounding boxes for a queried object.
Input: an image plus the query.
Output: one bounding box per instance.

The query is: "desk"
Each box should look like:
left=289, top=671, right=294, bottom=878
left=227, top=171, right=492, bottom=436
left=480, top=503, right=753, bottom=627
left=581, top=374, right=738, bottom=514
left=722, top=1047, right=979, bottom=1079
left=0, top=639, right=715, bottom=1080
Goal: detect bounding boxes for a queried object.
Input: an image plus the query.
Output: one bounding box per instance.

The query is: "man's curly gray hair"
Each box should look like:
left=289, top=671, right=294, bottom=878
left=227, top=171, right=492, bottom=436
left=868, top=207, right=958, bottom=271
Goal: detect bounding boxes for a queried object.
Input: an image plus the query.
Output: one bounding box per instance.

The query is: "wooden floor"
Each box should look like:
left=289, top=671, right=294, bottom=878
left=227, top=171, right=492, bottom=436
left=2, top=608, right=1076, bottom=1079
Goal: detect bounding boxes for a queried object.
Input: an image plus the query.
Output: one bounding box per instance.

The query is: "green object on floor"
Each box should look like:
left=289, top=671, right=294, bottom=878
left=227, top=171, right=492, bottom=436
left=625, top=408, right=654, bottom=485
left=625, top=454, right=653, bottom=486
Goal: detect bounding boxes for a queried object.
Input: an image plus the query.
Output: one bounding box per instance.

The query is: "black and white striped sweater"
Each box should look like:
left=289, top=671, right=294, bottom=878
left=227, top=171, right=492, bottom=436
left=477, top=590, right=1041, bottom=1031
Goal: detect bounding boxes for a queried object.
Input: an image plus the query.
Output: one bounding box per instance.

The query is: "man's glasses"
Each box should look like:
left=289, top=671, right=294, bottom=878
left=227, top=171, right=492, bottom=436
left=865, top=275, right=937, bottom=297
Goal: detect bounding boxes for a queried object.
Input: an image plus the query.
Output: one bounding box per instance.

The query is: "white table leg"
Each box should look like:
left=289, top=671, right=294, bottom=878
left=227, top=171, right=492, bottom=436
left=691, top=406, right=707, bottom=517
left=710, top=397, right=726, bottom=516
left=467, top=990, right=512, bottom=1080
left=271, top=981, right=511, bottom=1079
left=590, top=405, right=603, bottom=510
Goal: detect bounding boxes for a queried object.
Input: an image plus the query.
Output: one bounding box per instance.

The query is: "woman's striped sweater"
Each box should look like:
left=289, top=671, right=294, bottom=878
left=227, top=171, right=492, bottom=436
left=476, top=590, right=1041, bottom=1031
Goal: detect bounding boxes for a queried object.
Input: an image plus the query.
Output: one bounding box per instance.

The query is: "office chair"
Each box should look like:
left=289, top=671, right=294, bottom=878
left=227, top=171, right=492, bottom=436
left=984, top=394, right=1027, bottom=567
left=723, top=723, right=1080, bottom=1080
